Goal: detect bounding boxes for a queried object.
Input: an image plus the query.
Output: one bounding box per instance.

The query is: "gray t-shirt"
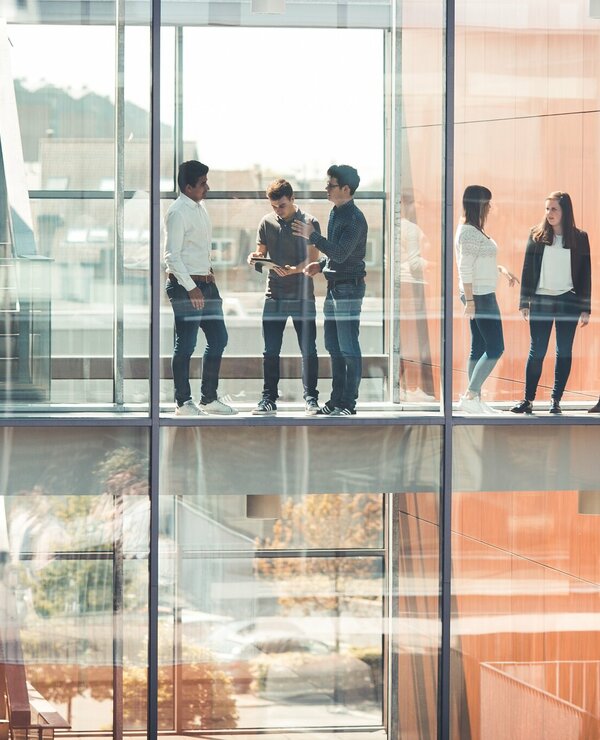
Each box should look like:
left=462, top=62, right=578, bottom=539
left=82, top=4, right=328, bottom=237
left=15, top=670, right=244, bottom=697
left=256, top=208, right=320, bottom=299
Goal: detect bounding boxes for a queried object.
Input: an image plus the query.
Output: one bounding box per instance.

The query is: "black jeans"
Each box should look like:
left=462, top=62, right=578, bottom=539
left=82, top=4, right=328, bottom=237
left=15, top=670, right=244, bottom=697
left=166, top=277, right=228, bottom=406
left=525, top=291, right=581, bottom=401
left=261, top=297, right=318, bottom=402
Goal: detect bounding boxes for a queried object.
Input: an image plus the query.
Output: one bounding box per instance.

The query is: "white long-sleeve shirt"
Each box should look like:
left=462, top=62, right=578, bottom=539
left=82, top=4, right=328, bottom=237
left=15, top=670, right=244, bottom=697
left=455, top=223, right=498, bottom=295
left=163, top=194, right=212, bottom=292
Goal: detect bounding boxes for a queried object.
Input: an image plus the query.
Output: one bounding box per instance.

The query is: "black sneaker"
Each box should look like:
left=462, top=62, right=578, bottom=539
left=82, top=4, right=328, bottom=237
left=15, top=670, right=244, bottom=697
left=549, top=399, right=562, bottom=415
left=329, top=407, right=354, bottom=416
left=305, top=398, right=320, bottom=416
left=252, top=399, right=277, bottom=416
left=510, top=399, right=533, bottom=415
left=320, top=402, right=337, bottom=415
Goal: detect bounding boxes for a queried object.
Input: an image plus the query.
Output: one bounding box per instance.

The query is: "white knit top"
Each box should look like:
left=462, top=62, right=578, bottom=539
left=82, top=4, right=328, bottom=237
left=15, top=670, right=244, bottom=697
left=455, top=223, right=498, bottom=295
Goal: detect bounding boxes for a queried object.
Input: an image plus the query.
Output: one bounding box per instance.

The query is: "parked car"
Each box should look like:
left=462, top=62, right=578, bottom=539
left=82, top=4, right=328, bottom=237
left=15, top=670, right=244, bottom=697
left=204, top=627, right=375, bottom=703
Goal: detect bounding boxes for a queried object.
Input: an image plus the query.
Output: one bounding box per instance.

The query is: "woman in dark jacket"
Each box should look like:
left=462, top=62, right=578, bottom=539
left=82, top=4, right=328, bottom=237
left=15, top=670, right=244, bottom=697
left=511, top=192, right=591, bottom=415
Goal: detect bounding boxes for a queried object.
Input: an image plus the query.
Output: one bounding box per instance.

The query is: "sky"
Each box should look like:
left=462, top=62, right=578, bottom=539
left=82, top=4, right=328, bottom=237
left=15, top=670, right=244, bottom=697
left=7, top=24, right=384, bottom=186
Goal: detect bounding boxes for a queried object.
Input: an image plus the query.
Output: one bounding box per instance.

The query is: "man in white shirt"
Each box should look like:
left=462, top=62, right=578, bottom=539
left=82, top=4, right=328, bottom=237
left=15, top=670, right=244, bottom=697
left=164, top=160, right=237, bottom=416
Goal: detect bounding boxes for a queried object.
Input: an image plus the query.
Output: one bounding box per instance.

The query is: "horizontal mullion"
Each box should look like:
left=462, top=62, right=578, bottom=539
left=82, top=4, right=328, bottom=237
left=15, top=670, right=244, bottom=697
left=179, top=548, right=386, bottom=559
left=29, top=190, right=384, bottom=201
left=19, top=550, right=148, bottom=560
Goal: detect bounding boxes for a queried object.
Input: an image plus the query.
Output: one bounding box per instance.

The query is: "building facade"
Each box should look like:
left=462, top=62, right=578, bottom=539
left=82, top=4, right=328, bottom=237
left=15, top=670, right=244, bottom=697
left=0, top=1, right=599, bottom=740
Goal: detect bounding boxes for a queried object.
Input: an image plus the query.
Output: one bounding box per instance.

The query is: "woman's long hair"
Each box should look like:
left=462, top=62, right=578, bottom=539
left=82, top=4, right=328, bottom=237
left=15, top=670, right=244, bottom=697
left=462, top=185, right=492, bottom=231
left=531, top=191, right=577, bottom=249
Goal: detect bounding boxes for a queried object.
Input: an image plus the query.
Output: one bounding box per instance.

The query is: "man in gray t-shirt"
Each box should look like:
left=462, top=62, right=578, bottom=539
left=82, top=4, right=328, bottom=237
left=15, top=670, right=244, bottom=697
left=247, top=179, right=321, bottom=416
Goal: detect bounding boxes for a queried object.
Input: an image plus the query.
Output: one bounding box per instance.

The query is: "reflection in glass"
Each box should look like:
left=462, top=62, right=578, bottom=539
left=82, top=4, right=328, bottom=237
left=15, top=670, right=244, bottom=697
left=452, top=426, right=600, bottom=739
left=396, top=491, right=440, bottom=740
left=0, top=428, right=149, bottom=734
left=159, top=487, right=385, bottom=730
left=454, top=0, right=600, bottom=406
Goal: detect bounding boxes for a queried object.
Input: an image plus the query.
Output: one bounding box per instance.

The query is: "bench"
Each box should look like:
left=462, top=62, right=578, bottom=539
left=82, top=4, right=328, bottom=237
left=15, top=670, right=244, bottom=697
left=0, top=596, right=70, bottom=740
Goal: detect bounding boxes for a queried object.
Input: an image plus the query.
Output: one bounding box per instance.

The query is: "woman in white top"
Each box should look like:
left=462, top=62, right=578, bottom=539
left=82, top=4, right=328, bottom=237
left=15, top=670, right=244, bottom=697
left=511, top=191, right=591, bottom=415
left=455, top=185, right=518, bottom=414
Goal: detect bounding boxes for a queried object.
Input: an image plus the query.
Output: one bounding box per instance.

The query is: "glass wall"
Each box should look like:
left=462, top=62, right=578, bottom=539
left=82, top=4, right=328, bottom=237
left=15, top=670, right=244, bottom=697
left=1, top=20, right=157, bottom=408
left=1, top=1, right=599, bottom=740
left=2, top=3, right=447, bottom=413
left=159, top=423, right=441, bottom=736
left=395, top=0, right=445, bottom=405
left=451, top=425, right=600, bottom=739
left=0, top=426, right=149, bottom=733
left=453, top=0, right=600, bottom=411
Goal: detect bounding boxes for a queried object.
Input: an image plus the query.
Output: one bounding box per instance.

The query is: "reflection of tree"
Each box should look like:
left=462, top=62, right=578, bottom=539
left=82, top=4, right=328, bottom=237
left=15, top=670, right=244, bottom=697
left=10, top=447, right=238, bottom=730
left=25, top=447, right=148, bottom=618
left=256, top=495, right=383, bottom=705
left=89, top=630, right=238, bottom=731
left=257, top=494, right=383, bottom=624
left=121, top=662, right=238, bottom=731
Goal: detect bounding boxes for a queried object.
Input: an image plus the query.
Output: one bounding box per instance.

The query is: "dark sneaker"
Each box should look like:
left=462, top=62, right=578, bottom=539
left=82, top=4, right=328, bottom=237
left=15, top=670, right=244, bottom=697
left=320, top=402, right=337, bottom=415
left=510, top=399, right=533, bottom=415
left=589, top=398, right=600, bottom=413
left=252, top=399, right=277, bottom=416
left=329, top=407, right=354, bottom=416
left=305, top=398, right=320, bottom=416
left=549, top=399, right=562, bottom=415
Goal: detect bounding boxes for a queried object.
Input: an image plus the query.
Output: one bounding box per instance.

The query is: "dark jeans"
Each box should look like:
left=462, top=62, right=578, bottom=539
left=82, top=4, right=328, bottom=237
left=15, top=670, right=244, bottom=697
left=261, top=297, right=318, bottom=401
left=324, top=279, right=365, bottom=411
left=166, top=277, right=228, bottom=406
left=525, top=291, right=581, bottom=402
left=463, top=292, right=505, bottom=394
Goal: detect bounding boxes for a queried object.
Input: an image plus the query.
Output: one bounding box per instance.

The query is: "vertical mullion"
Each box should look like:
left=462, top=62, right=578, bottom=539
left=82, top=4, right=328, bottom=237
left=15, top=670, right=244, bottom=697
left=148, top=0, right=161, bottom=737
left=439, top=0, right=455, bottom=736
left=113, top=1, right=125, bottom=408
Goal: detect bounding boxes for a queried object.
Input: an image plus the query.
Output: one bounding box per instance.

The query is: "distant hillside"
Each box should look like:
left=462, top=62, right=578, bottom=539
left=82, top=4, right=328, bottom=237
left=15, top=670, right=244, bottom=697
left=14, top=79, right=173, bottom=162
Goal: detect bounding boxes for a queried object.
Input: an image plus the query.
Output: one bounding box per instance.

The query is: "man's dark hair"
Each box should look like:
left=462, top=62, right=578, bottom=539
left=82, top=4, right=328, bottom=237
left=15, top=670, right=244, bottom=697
left=178, top=160, right=209, bottom=192
left=327, top=164, right=360, bottom=195
left=266, top=178, right=294, bottom=201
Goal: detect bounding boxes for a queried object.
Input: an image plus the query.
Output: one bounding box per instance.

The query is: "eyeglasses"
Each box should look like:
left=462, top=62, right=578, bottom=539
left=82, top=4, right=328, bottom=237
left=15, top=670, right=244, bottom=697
left=325, top=183, right=340, bottom=190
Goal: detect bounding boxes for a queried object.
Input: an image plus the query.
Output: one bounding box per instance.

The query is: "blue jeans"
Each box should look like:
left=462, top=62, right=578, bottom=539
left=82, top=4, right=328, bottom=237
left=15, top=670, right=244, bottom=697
left=464, top=292, right=505, bottom=394
left=525, top=291, right=581, bottom=401
left=166, top=277, right=228, bottom=406
left=324, top=279, right=365, bottom=411
left=261, top=297, right=318, bottom=402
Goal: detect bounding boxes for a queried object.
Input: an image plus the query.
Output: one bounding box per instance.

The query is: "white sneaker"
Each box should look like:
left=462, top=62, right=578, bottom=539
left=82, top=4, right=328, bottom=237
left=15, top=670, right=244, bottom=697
left=175, top=400, right=207, bottom=416
left=405, top=387, right=437, bottom=403
left=478, top=399, right=501, bottom=414
left=200, top=398, right=238, bottom=415
left=456, top=395, right=485, bottom=414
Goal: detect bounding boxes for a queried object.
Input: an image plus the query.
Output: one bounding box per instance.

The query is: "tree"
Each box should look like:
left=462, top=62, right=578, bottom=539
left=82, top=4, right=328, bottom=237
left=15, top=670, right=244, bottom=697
left=257, top=493, right=383, bottom=623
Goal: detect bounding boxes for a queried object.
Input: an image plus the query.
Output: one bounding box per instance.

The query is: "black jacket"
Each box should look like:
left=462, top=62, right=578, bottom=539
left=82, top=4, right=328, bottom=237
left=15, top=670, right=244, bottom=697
left=518, top=229, right=592, bottom=314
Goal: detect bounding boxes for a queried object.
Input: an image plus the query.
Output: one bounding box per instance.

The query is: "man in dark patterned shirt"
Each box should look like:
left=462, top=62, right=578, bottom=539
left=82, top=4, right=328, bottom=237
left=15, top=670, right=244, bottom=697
left=293, top=164, right=368, bottom=416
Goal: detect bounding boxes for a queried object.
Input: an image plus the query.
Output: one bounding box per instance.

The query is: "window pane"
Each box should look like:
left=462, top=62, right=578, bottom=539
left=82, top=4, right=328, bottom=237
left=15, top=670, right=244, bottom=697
left=453, top=0, right=599, bottom=410
left=0, top=427, right=149, bottom=734
left=159, top=196, right=385, bottom=408
left=159, top=424, right=442, bottom=735
left=2, top=22, right=165, bottom=408
left=451, top=425, right=600, bottom=739
left=181, top=28, right=383, bottom=189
